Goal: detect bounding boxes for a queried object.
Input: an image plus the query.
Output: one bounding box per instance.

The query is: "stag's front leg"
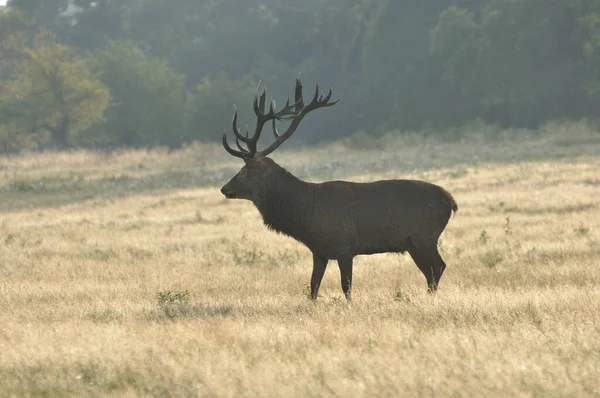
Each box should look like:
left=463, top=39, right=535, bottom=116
left=310, top=253, right=328, bottom=300
left=337, top=254, right=354, bottom=302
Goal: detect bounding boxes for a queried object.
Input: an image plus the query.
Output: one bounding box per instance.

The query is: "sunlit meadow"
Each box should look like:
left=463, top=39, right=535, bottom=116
left=1, top=123, right=599, bottom=397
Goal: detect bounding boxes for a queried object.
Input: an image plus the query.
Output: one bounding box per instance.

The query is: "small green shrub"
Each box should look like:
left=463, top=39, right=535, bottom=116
left=87, top=246, right=118, bottom=262
left=394, top=288, right=411, bottom=303
left=481, top=249, right=503, bottom=268
left=574, top=223, right=589, bottom=236
left=9, top=180, right=38, bottom=192
left=504, top=217, right=512, bottom=237
left=5, top=233, right=17, bottom=245
left=156, top=290, right=190, bottom=306
left=479, top=230, right=489, bottom=244
left=303, top=282, right=313, bottom=299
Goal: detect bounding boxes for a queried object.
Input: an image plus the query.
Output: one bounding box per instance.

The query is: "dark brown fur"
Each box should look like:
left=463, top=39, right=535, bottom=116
left=221, top=157, right=457, bottom=301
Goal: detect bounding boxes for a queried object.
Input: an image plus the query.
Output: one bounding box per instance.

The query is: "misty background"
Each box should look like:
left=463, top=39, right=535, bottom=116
left=0, top=0, right=599, bottom=152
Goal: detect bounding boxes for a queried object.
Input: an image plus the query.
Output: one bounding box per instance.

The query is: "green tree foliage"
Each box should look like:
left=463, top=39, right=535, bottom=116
left=187, top=72, right=258, bottom=143
left=475, top=1, right=580, bottom=125
left=0, top=9, right=33, bottom=150
left=6, top=0, right=69, bottom=26
left=429, top=0, right=596, bottom=126
left=86, top=40, right=187, bottom=147
left=0, top=29, right=110, bottom=148
left=2, top=0, right=600, bottom=152
left=580, top=3, right=600, bottom=100
left=429, top=6, right=483, bottom=126
left=0, top=8, right=30, bottom=77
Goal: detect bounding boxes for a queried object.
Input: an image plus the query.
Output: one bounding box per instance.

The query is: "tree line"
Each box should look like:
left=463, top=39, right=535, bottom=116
left=1, top=0, right=599, bottom=151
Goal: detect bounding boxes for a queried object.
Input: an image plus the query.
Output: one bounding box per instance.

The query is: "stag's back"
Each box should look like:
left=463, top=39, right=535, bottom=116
left=311, top=179, right=457, bottom=257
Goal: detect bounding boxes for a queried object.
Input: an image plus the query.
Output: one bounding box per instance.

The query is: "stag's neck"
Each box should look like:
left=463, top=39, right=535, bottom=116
left=253, top=170, right=314, bottom=242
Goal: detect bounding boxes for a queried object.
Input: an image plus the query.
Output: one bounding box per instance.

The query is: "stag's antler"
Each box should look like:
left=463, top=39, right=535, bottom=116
left=222, top=77, right=339, bottom=159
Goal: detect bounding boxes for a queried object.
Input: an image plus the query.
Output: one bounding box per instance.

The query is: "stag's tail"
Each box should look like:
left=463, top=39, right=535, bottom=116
left=441, top=187, right=458, bottom=216
left=451, top=197, right=458, bottom=215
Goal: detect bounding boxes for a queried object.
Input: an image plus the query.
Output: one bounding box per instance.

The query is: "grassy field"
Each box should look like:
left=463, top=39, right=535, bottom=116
left=1, top=123, right=599, bottom=397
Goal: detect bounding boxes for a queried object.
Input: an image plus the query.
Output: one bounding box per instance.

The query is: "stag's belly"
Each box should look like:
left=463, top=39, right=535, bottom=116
left=352, top=195, right=450, bottom=254
left=353, top=208, right=414, bottom=254
left=311, top=179, right=452, bottom=258
left=308, top=203, right=416, bottom=258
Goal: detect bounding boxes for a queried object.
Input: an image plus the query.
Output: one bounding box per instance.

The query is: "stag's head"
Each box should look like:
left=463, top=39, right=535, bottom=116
left=220, top=77, right=339, bottom=201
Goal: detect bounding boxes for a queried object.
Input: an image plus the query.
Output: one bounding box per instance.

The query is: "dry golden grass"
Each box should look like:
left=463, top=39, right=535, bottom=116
left=1, top=124, right=600, bottom=397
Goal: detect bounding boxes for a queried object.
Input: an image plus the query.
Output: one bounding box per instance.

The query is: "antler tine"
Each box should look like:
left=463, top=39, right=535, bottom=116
left=305, top=86, right=339, bottom=111
left=255, top=81, right=340, bottom=158
left=252, top=82, right=268, bottom=120
left=274, top=97, right=303, bottom=121
left=320, top=87, right=333, bottom=103
left=232, top=106, right=253, bottom=144
left=259, top=88, right=267, bottom=114
left=271, top=118, right=281, bottom=138
left=320, top=88, right=339, bottom=107
left=235, top=138, right=249, bottom=152
left=222, top=133, right=250, bottom=158
left=271, top=97, right=304, bottom=138
left=312, top=83, right=320, bottom=103
left=235, top=127, right=250, bottom=152
left=304, top=83, right=334, bottom=110
left=222, top=77, right=339, bottom=160
left=253, top=81, right=266, bottom=114
left=247, top=88, right=298, bottom=151
left=294, top=77, right=304, bottom=112
left=252, top=92, right=261, bottom=117
left=223, top=82, right=277, bottom=159
left=260, top=87, right=267, bottom=113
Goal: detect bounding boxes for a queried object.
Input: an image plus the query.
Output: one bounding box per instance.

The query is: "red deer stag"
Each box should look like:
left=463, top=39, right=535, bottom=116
left=220, top=77, right=457, bottom=301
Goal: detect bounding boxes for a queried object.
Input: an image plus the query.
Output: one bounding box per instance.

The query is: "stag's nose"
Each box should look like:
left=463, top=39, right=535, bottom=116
left=220, top=185, right=234, bottom=198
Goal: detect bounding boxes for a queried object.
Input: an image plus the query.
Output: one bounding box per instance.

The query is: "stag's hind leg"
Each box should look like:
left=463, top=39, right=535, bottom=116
left=337, top=254, right=354, bottom=302
left=407, top=236, right=447, bottom=293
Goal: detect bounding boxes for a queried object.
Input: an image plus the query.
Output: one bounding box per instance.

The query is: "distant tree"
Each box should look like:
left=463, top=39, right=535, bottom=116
left=0, top=9, right=33, bottom=151
left=581, top=9, right=600, bottom=98
left=428, top=0, right=600, bottom=127
left=1, top=30, right=110, bottom=148
left=473, top=1, right=588, bottom=125
left=361, top=0, right=446, bottom=131
left=6, top=0, right=69, bottom=29
left=0, top=8, right=29, bottom=79
left=64, top=0, right=134, bottom=49
left=0, top=6, right=29, bottom=39
left=4, top=0, right=600, bottom=149
left=430, top=7, right=480, bottom=95
left=428, top=6, right=484, bottom=126
left=187, top=72, right=258, bottom=143
left=0, top=123, right=40, bottom=152
left=87, top=40, right=187, bottom=147
left=124, top=0, right=296, bottom=85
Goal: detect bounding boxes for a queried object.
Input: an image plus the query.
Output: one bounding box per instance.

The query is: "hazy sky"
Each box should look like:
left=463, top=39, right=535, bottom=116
left=0, top=1, right=7, bottom=6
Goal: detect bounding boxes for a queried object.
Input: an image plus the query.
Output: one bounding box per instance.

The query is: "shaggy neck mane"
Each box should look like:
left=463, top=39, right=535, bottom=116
left=253, top=167, right=314, bottom=242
